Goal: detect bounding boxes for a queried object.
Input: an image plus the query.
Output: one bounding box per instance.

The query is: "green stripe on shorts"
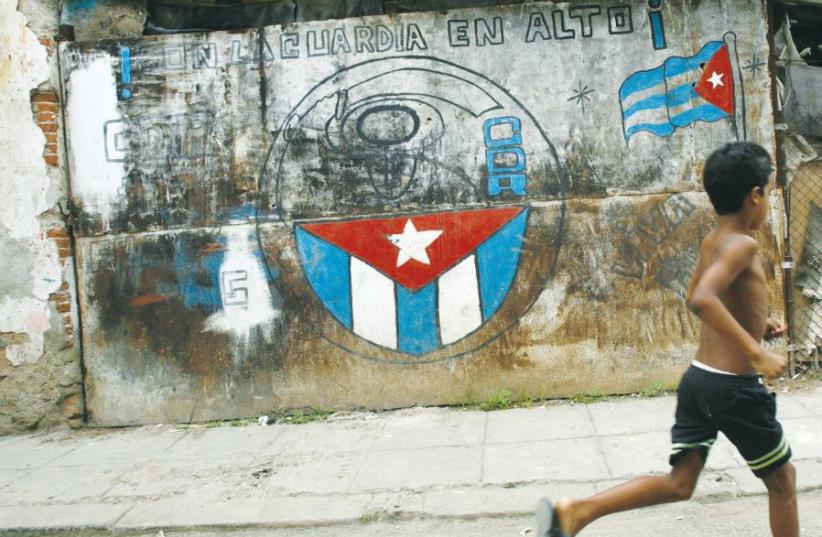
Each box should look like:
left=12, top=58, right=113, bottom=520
left=747, top=437, right=790, bottom=471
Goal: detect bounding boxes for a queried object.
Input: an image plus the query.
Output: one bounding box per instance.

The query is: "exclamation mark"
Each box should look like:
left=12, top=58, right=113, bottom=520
left=648, top=0, right=667, bottom=50
left=119, top=46, right=133, bottom=100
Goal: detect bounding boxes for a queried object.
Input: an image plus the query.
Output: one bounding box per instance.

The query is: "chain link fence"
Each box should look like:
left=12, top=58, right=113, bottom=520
left=782, top=135, right=822, bottom=371
left=772, top=2, right=822, bottom=372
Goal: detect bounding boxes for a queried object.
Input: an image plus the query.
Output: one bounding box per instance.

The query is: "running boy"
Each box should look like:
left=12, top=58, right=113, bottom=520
left=537, top=141, right=798, bottom=537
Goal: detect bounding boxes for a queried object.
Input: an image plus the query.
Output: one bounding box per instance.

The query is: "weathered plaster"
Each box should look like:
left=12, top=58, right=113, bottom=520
left=0, top=0, right=62, bottom=366
left=59, top=0, right=784, bottom=425
left=17, top=0, right=59, bottom=38
left=61, top=0, right=147, bottom=41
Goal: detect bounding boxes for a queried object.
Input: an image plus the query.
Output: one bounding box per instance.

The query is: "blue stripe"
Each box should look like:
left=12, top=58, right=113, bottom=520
left=397, top=282, right=439, bottom=355
left=623, top=83, right=696, bottom=119
left=619, top=40, right=723, bottom=102
left=625, top=122, right=677, bottom=139
left=663, top=41, right=723, bottom=78
left=477, top=208, right=528, bottom=320
left=295, top=228, right=352, bottom=329
left=619, top=65, right=664, bottom=101
left=670, top=102, right=729, bottom=127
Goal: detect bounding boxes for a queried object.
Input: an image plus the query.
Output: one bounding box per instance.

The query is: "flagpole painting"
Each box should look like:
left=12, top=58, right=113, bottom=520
left=618, top=32, right=747, bottom=143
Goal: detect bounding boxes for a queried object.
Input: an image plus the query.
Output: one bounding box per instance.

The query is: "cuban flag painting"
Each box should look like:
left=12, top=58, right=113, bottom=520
left=619, top=34, right=743, bottom=142
left=295, top=207, right=528, bottom=355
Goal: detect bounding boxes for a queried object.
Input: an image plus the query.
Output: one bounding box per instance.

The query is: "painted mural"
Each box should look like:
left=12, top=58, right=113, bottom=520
left=262, top=55, right=566, bottom=362
left=60, top=0, right=779, bottom=425
left=619, top=33, right=745, bottom=141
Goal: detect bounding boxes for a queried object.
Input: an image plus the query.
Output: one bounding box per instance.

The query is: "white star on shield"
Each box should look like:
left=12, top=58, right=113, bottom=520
left=387, top=220, right=443, bottom=267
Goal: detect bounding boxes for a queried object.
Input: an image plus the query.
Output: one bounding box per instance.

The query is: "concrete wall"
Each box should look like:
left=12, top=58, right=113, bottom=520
left=0, top=0, right=83, bottom=433
left=55, top=0, right=783, bottom=426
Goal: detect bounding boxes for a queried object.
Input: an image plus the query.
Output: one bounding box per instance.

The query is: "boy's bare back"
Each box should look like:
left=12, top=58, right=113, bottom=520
left=688, top=229, right=769, bottom=375
left=684, top=168, right=786, bottom=380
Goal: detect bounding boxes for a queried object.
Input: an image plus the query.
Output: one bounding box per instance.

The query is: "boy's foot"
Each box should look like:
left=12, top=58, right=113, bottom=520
left=535, top=498, right=570, bottom=537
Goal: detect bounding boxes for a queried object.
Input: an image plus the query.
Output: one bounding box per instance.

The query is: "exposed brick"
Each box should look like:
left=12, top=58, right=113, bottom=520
left=45, top=132, right=58, bottom=143
left=35, top=102, right=60, bottom=114
left=44, top=145, right=58, bottom=157
left=50, top=291, right=70, bottom=302
left=46, top=227, right=68, bottom=239
left=44, top=154, right=59, bottom=167
left=58, top=247, right=72, bottom=258
left=39, top=122, right=58, bottom=133
left=36, top=112, right=57, bottom=123
left=31, top=91, right=59, bottom=103
left=39, top=37, right=55, bottom=49
left=56, top=302, right=72, bottom=314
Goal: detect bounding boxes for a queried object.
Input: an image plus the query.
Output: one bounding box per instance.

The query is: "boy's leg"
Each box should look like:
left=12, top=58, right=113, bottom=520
left=551, top=450, right=704, bottom=536
left=709, top=380, right=796, bottom=537
left=762, top=462, right=798, bottom=537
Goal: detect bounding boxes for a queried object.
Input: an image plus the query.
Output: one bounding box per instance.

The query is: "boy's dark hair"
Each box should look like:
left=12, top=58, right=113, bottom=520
left=703, top=142, right=773, bottom=215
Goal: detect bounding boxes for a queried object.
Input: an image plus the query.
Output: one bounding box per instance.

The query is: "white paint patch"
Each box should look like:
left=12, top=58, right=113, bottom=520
left=0, top=3, right=62, bottom=365
left=65, top=54, right=126, bottom=229
left=438, top=255, right=482, bottom=345
left=0, top=299, right=50, bottom=365
left=350, top=257, right=397, bottom=350
left=204, top=227, right=280, bottom=358
left=525, top=276, right=569, bottom=335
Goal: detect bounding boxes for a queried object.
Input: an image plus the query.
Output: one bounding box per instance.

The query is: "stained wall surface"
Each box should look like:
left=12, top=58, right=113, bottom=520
left=0, top=0, right=83, bottom=433
left=60, top=0, right=783, bottom=426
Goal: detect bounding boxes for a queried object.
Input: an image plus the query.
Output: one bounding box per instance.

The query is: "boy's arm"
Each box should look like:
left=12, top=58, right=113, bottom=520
left=685, top=236, right=786, bottom=379
left=684, top=255, right=703, bottom=301
left=765, top=317, right=788, bottom=340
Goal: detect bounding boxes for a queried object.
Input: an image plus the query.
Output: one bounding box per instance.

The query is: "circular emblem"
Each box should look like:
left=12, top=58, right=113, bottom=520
left=261, top=56, right=567, bottom=363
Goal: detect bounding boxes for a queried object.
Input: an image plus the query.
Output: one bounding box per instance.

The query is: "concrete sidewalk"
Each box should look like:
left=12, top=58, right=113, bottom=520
left=2, top=385, right=821, bottom=536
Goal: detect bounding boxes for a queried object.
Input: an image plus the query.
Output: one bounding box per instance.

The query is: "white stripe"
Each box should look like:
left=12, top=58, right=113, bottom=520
left=668, top=94, right=703, bottom=117
left=438, top=255, right=482, bottom=345
left=621, top=82, right=664, bottom=112
left=624, top=106, right=671, bottom=130
left=621, top=69, right=697, bottom=111
left=350, top=257, right=397, bottom=349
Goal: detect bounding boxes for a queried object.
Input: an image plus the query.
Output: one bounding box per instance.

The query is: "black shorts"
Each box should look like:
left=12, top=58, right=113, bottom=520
left=670, top=365, right=791, bottom=478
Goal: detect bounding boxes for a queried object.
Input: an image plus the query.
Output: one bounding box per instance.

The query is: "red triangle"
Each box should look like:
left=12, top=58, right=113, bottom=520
left=694, top=44, right=734, bottom=115
left=299, top=207, right=524, bottom=291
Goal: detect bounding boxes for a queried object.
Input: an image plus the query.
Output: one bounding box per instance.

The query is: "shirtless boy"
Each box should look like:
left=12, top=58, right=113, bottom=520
left=537, top=141, right=798, bottom=537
